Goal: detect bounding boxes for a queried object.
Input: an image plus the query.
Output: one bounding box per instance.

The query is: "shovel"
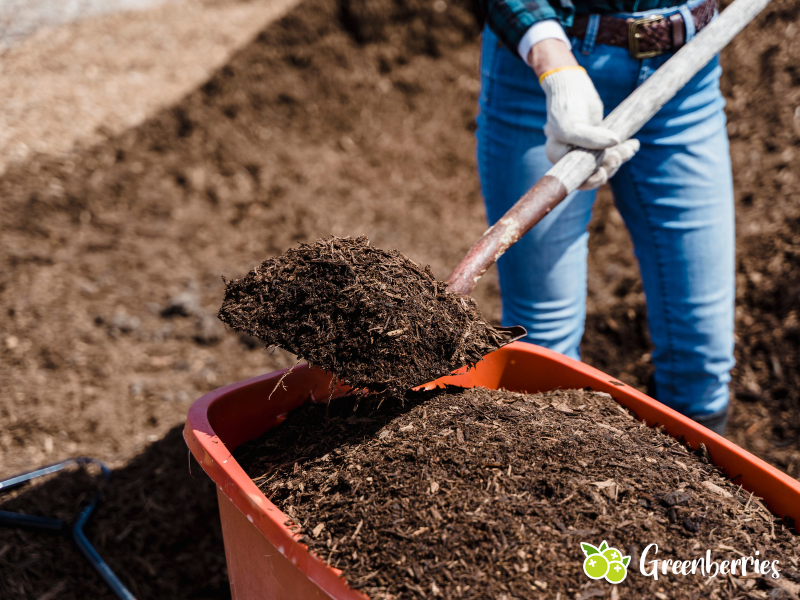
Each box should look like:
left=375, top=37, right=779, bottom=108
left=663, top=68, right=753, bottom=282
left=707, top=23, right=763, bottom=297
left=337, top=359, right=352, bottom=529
left=446, top=0, right=770, bottom=307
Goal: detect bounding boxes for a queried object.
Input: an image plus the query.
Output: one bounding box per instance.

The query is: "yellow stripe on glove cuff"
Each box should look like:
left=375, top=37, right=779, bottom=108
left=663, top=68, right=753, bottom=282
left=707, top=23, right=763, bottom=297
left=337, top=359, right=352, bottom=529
left=538, top=65, right=586, bottom=84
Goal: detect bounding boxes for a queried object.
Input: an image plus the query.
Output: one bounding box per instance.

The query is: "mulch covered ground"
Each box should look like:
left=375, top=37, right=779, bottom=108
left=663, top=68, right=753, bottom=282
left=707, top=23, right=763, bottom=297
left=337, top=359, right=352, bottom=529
left=239, top=387, right=800, bottom=600
left=0, top=0, right=798, bottom=596
left=0, top=427, right=228, bottom=599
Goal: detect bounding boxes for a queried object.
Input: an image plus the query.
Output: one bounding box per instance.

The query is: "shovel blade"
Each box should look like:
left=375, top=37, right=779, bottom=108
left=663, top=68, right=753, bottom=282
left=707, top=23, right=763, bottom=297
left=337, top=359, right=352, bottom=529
left=415, top=325, right=527, bottom=389
left=495, top=325, right=527, bottom=346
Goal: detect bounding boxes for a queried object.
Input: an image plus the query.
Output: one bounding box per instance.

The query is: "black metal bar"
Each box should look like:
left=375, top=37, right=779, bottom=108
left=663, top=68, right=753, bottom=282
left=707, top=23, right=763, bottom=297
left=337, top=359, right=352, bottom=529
left=0, top=510, right=65, bottom=531
left=0, top=457, right=112, bottom=493
left=72, top=498, right=137, bottom=600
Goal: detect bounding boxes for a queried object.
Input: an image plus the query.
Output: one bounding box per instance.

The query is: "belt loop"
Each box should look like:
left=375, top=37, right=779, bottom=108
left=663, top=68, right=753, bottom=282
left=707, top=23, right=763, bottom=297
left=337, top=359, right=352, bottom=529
left=678, top=4, right=696, bottom=42
left=581, top=14, right=601, bottom=55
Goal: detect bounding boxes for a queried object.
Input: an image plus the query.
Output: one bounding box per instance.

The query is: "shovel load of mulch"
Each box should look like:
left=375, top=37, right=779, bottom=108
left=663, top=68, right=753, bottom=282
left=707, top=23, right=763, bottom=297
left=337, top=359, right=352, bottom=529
left=236, top=387, right=800, bottom=600
left=218, top=236, right=511, bottom=394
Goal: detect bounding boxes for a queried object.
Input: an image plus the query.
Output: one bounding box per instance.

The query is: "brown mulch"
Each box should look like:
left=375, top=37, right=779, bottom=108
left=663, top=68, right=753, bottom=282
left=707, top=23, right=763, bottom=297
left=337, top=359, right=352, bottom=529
left=238, top=387, right=800, bottom=599
left=219, top=236, right=510, bottom=394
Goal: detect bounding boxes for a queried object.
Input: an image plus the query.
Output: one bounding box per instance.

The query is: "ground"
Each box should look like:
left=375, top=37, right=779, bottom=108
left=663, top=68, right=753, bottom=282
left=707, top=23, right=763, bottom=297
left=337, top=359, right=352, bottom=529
left=0, top=0, right=798, bottom=597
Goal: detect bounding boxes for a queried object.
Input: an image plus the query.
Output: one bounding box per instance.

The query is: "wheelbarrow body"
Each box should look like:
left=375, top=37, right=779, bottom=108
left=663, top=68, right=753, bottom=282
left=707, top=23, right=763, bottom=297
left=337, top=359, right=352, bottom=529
left=184, top=342, right=800, bottom=600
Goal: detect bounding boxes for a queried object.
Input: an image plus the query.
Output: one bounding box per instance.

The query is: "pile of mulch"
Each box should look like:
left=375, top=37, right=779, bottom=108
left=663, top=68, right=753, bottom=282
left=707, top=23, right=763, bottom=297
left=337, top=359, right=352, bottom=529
left=0, top=426, right=229, bottom=600
left=218, top=236, right=510, bottom=394
left=238, top=388, right=800, bottom=600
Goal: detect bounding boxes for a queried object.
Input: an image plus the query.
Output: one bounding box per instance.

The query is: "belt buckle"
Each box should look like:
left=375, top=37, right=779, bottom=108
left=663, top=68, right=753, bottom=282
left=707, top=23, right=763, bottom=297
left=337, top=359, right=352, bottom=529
left=629, top=14, right=666, bottom=59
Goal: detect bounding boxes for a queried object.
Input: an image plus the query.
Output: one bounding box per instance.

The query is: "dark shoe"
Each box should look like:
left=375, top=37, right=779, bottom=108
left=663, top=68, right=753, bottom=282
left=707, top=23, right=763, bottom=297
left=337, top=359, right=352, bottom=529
left=690, top=405, right=729, bottom=436
left=647, top=374, right=729, bottom=436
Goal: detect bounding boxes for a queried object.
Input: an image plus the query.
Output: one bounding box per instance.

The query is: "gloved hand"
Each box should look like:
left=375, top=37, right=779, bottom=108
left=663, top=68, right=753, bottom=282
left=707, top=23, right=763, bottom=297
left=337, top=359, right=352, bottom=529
left=539, top=66, right=640, bottom=190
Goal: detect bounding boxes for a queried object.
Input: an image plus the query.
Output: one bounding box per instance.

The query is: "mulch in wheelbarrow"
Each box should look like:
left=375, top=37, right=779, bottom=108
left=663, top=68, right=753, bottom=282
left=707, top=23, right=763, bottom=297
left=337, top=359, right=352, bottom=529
left=237, top=387, right=800, bottom=600
left=218, top=236, right=511, bottom=395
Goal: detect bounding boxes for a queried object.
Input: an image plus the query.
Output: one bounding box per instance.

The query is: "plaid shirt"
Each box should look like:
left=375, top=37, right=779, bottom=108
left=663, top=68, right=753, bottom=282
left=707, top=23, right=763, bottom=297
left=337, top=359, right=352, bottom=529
left=481, top=0, right=682, bottom=56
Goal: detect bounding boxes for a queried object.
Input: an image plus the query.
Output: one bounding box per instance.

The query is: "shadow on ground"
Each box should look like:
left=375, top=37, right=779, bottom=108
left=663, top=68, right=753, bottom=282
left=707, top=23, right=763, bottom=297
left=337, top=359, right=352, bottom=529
left=0, top=426, right=229, bottom=599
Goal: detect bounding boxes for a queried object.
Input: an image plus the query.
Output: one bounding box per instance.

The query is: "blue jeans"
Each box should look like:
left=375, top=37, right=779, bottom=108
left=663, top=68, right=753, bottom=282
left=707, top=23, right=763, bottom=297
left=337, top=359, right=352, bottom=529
left=476, top=3, right=734, bottom=417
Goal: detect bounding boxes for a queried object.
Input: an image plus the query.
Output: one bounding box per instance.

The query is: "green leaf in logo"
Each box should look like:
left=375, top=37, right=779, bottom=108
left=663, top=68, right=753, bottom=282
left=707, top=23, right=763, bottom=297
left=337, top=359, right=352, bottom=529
left=580, top=542, right=599, bottom=556
left=622, top=556, right=631, bottom=568
left=599, top=541, right=608, bottom=552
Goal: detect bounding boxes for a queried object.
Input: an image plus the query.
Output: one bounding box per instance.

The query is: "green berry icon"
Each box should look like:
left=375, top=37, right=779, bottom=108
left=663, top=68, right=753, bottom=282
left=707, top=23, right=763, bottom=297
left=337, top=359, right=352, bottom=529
left=605, top=561, right=627, bottom=584
left=583, top=554, right=609, bottom=579
left=581, top=541, right=631, bottom=585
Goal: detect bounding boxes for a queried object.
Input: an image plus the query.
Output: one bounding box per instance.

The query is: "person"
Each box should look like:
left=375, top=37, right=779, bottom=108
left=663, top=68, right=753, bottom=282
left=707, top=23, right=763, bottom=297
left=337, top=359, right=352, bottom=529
left=476, top=0, right=732, bottom=434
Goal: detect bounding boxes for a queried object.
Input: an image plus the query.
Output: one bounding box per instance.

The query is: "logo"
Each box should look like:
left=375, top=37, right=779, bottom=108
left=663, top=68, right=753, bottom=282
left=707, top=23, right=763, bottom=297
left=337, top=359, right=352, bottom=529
left=581, top=541, right=631, bottom=584
left=580, top=541, right=783, bottom=585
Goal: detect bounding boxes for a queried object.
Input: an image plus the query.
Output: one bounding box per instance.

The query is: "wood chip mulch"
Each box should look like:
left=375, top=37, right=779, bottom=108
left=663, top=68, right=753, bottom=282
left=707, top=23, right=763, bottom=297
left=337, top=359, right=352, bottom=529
left=218, top=236, right=511, bottom=395
left=237, top=387, right=800, bottom=600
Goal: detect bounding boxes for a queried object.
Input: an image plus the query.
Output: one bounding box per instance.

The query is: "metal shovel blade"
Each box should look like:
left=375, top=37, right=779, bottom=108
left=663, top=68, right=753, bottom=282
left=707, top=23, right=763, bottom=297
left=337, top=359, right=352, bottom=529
left=496, top=325, right=527, bottom=346
left=411, top=325, right=527, bottom=389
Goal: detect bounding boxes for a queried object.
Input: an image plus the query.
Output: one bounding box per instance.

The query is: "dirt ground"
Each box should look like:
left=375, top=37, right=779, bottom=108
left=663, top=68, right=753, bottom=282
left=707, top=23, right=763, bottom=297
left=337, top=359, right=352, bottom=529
left=1, top=0, right=798, bottom=596
left=0, top=0, right=298, bottom=176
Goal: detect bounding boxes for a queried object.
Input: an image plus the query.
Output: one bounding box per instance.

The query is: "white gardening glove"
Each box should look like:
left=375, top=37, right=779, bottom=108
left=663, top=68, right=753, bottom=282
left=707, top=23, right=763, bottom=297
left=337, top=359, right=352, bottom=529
left=539, top=66, right=640, bottom=190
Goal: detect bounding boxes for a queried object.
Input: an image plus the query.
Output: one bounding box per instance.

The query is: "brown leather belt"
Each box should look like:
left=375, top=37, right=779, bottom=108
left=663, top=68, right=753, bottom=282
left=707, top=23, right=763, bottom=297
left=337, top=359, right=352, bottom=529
left=566, top=0, right=717, bottom=59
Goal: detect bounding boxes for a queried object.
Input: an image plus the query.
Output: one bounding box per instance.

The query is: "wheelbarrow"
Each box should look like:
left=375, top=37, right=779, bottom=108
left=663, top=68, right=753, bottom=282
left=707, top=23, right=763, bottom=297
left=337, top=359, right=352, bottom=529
left=184, top=342, right=800, bottom=599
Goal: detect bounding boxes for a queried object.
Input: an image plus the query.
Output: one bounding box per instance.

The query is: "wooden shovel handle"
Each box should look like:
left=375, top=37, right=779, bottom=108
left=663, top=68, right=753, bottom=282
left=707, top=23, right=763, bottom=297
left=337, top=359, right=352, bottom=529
left=446, top=0, right=771, bottom=296
left=447, top=175, right=568, bottom=295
